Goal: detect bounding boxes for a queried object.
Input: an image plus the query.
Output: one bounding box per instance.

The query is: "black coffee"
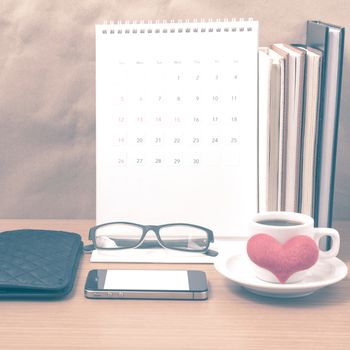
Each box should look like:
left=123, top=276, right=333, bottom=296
left=256, top=219, right=303, bottom=227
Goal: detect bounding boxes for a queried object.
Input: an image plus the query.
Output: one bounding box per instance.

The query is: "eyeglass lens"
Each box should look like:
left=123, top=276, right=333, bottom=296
left=159, top=225, right=209, bottom=251
left=94, top=223, right=209, bottom=251
left=95, top=224, right=143, bottom=249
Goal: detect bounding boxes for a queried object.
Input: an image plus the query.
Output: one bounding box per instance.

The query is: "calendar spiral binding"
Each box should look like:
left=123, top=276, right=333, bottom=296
left=98, top=18, right=257, bottom=34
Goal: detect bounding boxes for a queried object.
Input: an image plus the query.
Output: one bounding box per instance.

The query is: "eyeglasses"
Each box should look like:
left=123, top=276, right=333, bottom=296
left=85, top=222, right=217, bottom=256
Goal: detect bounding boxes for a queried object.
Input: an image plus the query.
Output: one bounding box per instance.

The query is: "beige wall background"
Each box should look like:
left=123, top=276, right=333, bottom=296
left=0, top=0, right=349, bottom=219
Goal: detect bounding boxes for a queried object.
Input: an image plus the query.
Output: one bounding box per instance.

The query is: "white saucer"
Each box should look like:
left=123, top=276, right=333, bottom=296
left=214, top=253, right=348, bottom=298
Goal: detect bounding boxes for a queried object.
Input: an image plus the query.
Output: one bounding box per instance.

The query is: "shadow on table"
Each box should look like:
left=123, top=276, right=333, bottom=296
left=227, top=279, right=350, bottom=308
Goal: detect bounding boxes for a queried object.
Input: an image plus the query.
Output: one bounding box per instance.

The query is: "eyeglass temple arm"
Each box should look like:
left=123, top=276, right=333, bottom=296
left=205, top=249, right=218, bottom=257
left=83, top=244, right=94, bottom=253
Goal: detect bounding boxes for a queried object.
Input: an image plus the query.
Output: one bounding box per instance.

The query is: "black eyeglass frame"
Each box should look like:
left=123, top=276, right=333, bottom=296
left=88, top=221, right=215, bottom=254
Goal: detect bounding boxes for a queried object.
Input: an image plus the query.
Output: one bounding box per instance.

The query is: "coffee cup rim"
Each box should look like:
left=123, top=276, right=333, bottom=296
left=252, top=211, right=314, bottom=229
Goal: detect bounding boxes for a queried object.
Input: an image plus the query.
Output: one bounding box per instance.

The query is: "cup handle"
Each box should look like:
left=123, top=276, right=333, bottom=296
left=314, top=228, right=340, bottom=258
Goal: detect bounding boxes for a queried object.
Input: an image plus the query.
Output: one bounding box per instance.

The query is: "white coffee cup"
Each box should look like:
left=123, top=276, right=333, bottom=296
left=247, top=211, right=340, bottom=283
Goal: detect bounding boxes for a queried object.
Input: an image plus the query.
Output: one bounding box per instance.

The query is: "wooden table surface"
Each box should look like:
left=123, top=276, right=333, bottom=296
left=0, top=219, right=349, bottom=350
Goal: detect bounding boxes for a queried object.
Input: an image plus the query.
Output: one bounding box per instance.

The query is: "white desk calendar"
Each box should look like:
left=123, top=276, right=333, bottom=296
left=96, top=19, right=259, bottom=238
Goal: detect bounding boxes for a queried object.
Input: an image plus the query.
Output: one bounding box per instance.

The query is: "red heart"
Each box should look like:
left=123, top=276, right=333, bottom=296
left=247, top=234, right=319, bottom=283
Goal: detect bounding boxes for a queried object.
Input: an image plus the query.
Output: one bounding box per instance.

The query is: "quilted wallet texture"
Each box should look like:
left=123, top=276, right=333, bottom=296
left=0, top=229, right=82, bottom=298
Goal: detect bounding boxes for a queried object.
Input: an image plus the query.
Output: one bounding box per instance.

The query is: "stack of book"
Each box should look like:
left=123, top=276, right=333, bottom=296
left=259, top=20, right=345, bottom=229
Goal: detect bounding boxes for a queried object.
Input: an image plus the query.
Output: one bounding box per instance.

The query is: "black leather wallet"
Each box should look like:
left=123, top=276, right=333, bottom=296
left=0, top=229, right=82, bottom=298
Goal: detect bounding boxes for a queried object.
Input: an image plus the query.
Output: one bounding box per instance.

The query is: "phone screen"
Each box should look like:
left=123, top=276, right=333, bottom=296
left=100, top=270, right=190, bottom=291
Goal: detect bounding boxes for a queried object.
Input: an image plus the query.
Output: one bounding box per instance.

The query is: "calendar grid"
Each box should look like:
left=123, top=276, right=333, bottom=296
left=96, top=19, right=259, bottom=238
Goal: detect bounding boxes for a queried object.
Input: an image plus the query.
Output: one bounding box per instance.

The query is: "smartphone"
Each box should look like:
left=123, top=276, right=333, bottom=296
left=84, top=269, right=208, bottom=300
